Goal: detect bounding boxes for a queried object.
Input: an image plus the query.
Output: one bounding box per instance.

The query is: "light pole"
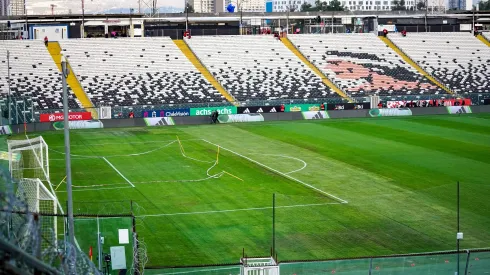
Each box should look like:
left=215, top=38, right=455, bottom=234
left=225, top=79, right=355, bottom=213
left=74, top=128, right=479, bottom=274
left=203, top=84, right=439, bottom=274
left=61, top=55, right=76, bottom=271
left=185, top=0, right=189, bottom=31
left=7, top=51, right=11, bottom=124
left=81, top=0, right=85, bottom=38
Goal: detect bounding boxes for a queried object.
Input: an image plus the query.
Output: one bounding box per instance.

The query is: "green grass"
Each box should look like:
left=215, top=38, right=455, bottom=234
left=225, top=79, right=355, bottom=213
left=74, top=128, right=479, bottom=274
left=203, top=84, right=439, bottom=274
left=21, top=114, right=490, bottom=268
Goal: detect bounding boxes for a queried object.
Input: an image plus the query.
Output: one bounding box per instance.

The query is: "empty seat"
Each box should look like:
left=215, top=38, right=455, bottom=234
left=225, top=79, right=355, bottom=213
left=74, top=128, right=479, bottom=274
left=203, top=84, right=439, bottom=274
left=288, top=33, right=443, bottom=97
left=389, top=32, right=490, bottom=94
left=185, top=35, right=338, bottom=101
left=59, top=37, right=225, bottom=106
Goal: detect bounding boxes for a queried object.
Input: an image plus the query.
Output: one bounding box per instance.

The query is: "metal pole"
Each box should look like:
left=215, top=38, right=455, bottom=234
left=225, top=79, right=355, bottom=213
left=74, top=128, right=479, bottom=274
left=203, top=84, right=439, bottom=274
left=272, top=193, right=275, bottom=255
left=369, top=258, right=373, bottom=275
left=185, top=0, right=189, bottom=31
left=286, top=8, right=289, bottom=35
left=240, top=4, right=243, bottom=35
left=464, top=250, right=470, bottom=275
left=97, top=216, right=102, bottom=271
left=81, top=0, right=85, bottom=38
left=24, top=0, right=28, bottom=39
left=456, top=181, right=460, bottom=275
left=424, top=0, right=428, bottom=32
left=62, top=56, right=76, bottom=270
left=7, top=50, right=11, bottom=125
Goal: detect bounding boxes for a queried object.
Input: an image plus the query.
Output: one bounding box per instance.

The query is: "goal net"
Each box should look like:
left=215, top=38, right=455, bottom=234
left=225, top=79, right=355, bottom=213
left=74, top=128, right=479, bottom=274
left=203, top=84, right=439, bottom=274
left=8, top=136, right=49, bottom=182
left=8, top=136, right=58, bottom=251
left=15, top=178, right=58, bottom=250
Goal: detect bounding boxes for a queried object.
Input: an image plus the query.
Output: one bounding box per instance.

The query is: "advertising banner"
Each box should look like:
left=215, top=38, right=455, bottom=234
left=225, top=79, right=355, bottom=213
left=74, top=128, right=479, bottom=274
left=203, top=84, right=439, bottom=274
left=447, top=106, right=472, bottom=114
left=163, top=108, right=190, bottom=117
left=326, top=103, right=370, bottom=110
left=40, top=112, right=92, bottom=122
left=142, top=108, right=190, bottom=117
left=53, top=120, right=104, bottom=130
left=218, top=114, right=264, bottom=123
left=190, top=106, right=237, bottom=116
left=144, top=117, right=175, bottom=126
left=484, top=99, right=490, bottom=105
left=369, top=108, right=412, bottom=117
left=388, top=99, right=471, bottom=108
left=302, top=111, right=329, bottom=120
left=285, top=104, right=322, bottom=112
left=237, top=106, right=283, bottom=114
left=0, top=125, right=12, bottom=135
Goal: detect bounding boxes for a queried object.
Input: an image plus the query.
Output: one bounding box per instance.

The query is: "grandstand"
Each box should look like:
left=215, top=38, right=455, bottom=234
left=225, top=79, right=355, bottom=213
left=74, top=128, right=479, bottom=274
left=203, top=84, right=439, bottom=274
left=185, top=35, right=341, bottom=101
left=389, top=32, right=490, bottom=94
left=0, top=41, right=81, bottom=110
left=288, top=33, right=444, bottom=97
left=58, top=37, right=226, bottom=107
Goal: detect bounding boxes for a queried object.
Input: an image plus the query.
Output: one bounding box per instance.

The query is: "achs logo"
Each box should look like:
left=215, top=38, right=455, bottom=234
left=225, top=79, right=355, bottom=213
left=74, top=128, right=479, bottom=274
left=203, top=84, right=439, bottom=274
left=49, top=114, right=56, bottom=122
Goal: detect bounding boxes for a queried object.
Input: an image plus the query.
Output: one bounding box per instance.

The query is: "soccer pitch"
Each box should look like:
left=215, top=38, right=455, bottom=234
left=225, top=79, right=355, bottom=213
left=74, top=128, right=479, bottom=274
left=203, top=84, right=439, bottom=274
left=30, top=113, right=490, bottom=267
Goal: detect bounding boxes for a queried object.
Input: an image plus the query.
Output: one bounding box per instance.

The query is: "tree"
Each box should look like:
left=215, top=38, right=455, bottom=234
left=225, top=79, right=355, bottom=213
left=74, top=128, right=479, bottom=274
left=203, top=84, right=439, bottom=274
left=325, top=0, right=345, bottom=11
left=392, top=0, right=406, bottom=10
left=185, top=3, right=195, bottom=13
left=300, top=2, right=315, bottom=11
left=416, top=0, right=425, bottom=10
left=479, top=0, right=490, bottom=10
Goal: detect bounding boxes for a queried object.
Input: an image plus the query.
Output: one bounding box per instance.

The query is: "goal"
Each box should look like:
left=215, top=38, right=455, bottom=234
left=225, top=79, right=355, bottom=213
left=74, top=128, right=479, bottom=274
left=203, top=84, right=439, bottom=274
left=8, top=136, right=50, bottom=182
left=8, top=136, right=58, bottom=250
left=15, top=178, right=58, bottom=249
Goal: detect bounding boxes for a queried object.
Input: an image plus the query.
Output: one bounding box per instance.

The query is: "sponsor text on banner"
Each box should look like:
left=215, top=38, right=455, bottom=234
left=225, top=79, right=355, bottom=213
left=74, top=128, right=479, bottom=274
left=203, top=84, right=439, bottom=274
left=40, top=112, right=92, bottom=122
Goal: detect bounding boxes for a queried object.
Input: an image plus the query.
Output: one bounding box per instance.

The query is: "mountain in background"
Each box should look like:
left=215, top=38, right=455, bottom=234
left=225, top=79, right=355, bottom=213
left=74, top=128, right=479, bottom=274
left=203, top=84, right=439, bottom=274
left=101, top=6, right=184, bottom=14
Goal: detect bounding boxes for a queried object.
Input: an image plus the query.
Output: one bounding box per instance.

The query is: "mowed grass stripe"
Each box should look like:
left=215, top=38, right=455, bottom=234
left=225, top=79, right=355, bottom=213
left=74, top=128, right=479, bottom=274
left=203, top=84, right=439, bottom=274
left=323, top=120, right=490, bottom=165
left=404, top=115, right=490, bottom=134
left=360, top=118, right=490, bottom=147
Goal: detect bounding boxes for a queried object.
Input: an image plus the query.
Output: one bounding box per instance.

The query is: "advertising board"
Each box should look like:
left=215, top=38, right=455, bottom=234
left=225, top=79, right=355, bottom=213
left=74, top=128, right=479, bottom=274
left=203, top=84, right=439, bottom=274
left=237, top=106, right=283, bottom=114
left=40, top=112, right=92, bottom=122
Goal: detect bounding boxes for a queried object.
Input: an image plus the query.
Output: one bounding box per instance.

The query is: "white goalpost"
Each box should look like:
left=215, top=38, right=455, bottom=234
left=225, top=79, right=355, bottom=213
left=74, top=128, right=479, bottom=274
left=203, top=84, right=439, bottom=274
left=8, top=136, right=50, bottom=182
left=8, top=136, right=59, bottom=250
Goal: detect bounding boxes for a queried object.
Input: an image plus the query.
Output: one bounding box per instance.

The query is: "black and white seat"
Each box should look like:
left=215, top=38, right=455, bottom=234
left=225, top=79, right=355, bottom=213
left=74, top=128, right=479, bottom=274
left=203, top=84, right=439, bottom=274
left=0, top=41, right=81, bottom=110
left=288, top=34, right=443, bottom=97
left=59, top=37, right=225, bottom=106
left=185, top=36, right=338, bottom=101
left=389, top=32, right=490, bottom=94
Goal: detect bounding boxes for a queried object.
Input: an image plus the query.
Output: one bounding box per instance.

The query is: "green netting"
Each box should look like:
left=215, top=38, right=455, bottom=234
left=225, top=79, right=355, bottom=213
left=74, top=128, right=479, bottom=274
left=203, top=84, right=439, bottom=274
left=145, top=265, right=241, bottom=275
left=275, top=251, right=490, bottom=275
left=74, top=216, right=134, bottom=275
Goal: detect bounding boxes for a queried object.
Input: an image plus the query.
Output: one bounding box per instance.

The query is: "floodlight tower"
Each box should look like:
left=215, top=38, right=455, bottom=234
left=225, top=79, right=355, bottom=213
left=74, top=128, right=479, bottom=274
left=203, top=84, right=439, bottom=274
left=139, top=0, right=159, bottom=16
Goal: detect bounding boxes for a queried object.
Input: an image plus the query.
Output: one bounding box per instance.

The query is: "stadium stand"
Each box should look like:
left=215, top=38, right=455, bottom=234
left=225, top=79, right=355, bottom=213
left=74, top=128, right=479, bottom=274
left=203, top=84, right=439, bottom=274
left=0, top=41, right=81, bottom=110
left=185, top=35, right=339, bottom=101
left=389, top=32, right=490, bottom=94
left=288, top=34, right=443, bottom=97
left=59, top=37, right=225, bottom=106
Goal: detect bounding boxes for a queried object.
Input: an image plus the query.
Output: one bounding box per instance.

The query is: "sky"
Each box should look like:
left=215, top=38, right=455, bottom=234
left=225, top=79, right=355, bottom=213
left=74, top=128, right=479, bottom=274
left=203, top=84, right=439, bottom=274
left=27, top=0, right=184, bottom=15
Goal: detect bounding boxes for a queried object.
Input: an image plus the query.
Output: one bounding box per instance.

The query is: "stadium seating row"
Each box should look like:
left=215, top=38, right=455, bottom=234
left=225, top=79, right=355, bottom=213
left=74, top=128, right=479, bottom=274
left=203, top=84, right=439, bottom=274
left=1, top=33, right=488, bottom=111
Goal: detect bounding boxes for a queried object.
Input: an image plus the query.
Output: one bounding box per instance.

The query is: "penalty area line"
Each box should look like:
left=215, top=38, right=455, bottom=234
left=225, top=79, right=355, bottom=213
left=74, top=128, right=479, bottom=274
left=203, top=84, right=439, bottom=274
left=201, top=139, right=348, bottom=204
left=102, top=157, right=135, bottom=187
left=137, top=202, right=342, bottom=217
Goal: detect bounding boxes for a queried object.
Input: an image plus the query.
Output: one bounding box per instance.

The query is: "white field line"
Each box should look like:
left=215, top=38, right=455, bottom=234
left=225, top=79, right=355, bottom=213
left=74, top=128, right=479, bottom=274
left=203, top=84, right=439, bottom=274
left=202, top=139, right=348, bottom=204
left=102, top=157, right=135, bottom=187
left=247, top=153, right=307, bottom=175
left=49, top=138, right=203, bottom=147
left=56, top=186, right=133, bottom=192
left=49, top=140, right=176, bottom=159
left=137, top=202, right=341, bottom=218
left=155, top=266, right=239, bottom=275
